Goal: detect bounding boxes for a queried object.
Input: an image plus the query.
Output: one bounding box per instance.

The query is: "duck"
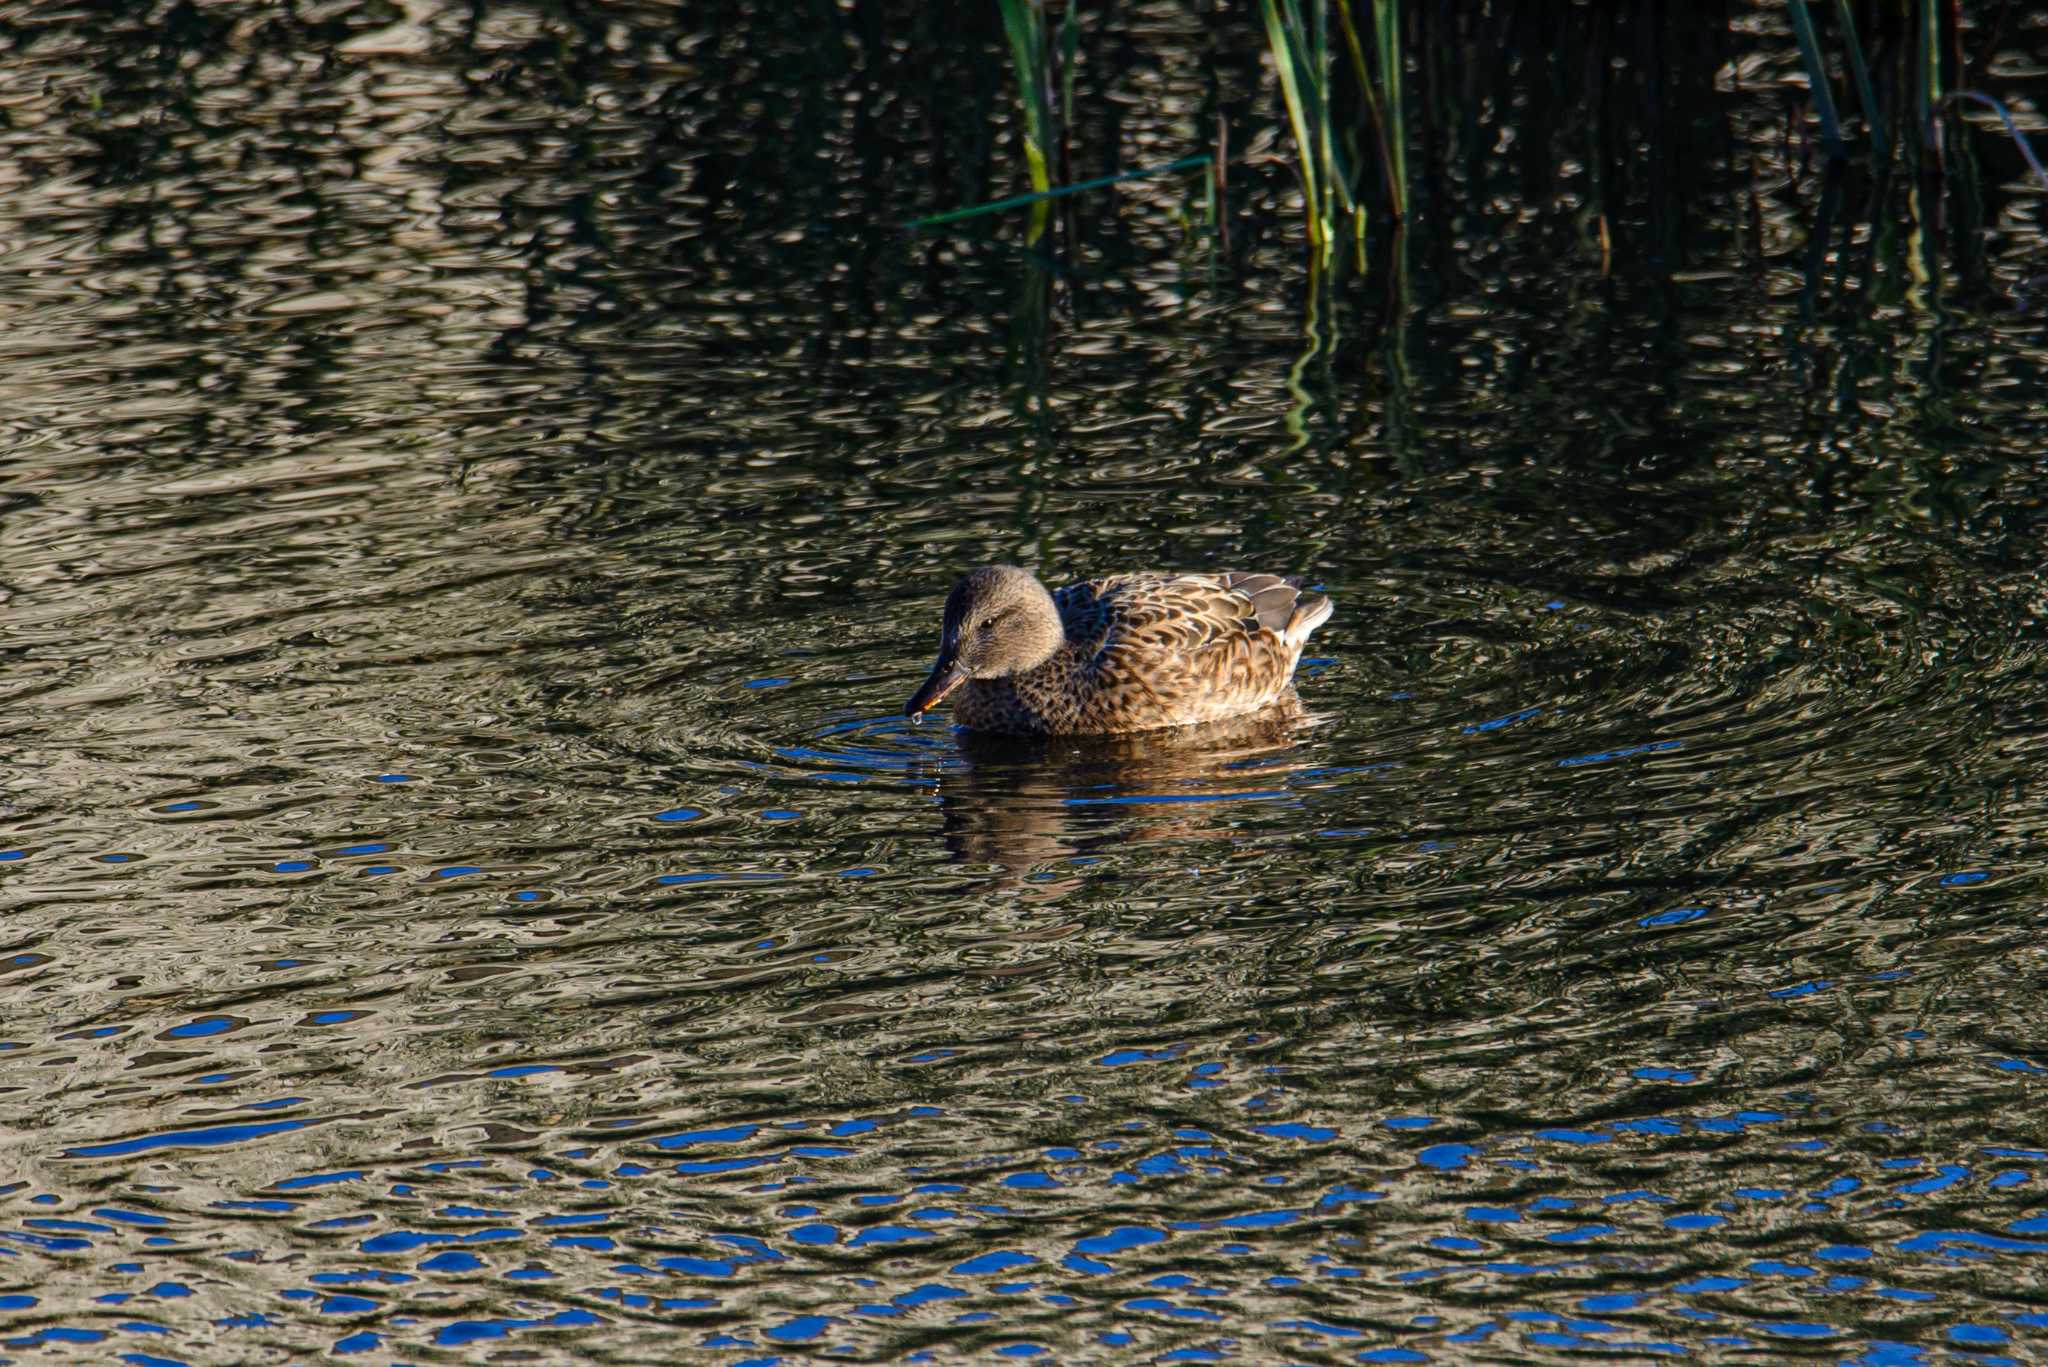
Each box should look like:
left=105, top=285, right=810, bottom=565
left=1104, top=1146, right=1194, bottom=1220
left=905, top=565, right=1333, bottom=735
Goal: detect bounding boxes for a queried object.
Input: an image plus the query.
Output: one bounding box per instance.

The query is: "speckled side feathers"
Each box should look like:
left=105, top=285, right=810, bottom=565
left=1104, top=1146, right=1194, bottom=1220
left=920, top=568, right=1333, bottom=736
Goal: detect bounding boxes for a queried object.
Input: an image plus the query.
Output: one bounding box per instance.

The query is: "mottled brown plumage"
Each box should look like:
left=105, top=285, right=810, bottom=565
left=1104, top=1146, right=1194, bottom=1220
left=906, top=566, right=1333, bottom=735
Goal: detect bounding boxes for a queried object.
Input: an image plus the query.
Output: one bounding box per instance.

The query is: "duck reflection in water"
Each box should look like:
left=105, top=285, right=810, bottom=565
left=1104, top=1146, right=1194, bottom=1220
left=930, top=696, right=1317, bottom=885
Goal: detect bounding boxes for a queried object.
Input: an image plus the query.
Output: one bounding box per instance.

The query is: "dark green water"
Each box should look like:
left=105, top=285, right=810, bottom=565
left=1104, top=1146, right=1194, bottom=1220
left=3, top=2, right=2047, bottom=1363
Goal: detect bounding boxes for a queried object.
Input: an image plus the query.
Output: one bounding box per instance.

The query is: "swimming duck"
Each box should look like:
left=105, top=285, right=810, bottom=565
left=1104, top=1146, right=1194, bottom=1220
left=905, top=565, right=1333, bottom=735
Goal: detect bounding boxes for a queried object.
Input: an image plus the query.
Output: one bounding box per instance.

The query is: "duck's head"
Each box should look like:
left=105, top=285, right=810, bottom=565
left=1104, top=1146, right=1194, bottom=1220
left=906, top=565, right=1065, bottom=719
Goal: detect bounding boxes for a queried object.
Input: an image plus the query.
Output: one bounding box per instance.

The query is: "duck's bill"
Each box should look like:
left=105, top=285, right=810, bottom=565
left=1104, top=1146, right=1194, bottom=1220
left=905, top=657, right=968, bottom=718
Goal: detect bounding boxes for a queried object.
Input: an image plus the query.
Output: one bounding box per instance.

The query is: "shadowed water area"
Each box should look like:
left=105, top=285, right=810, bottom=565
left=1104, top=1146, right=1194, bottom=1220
left=4, top=1, right=2048, bottom=1363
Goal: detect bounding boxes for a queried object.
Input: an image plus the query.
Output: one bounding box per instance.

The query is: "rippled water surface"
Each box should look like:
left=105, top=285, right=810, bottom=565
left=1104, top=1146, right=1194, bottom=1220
left=5, top=2, right=2048, bottom=1363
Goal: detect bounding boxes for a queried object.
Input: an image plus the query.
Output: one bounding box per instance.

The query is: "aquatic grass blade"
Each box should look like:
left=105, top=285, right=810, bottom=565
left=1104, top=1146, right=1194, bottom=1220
left=1291, top=0, right=1357, bottom=217
left=1917, top=0, right=1942, bottom=158
left=1332, top=0, right=1402, bottom=218
left=1944, top=91, right=2048, bottom=195
left=1372, top=0, right=1405, bottom=216
left=1057, top=3, right=1080, bottom=156
left=1263, top=0, right=1329, bottom=247
left=997, top=0, right=1055, bottom=242
left=1786, top=0, right=1846, bottom=160
left=1831, top=0, right=1887, bottom=157
left=1262, top=0, right=1360, bottom=253
left=905, top=155, right=1214, bottom=232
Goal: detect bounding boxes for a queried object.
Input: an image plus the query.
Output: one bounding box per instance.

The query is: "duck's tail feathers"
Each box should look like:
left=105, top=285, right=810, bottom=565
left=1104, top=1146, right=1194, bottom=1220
left=1224, top=574, right=1294, bottom=632
left=1216, top=571, right=1333, bottom=645
left=1285, top=592, right=1333, bottom=647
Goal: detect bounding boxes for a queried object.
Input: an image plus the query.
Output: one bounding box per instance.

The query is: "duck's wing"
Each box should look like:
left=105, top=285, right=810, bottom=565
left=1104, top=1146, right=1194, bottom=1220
left=1061, top=572, right=1331, bottom=663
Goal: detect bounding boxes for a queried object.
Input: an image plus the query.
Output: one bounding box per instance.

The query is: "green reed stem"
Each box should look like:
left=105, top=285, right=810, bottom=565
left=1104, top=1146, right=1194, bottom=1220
left=1263, top=0, right=1358, bottom=253
left=1314, top=0, right=1334, bottom=233
left=997, top=0, right=1056, bottom=243
left=1332, top=0, right=1400, bottom=219
left=1372, top=0, right=1405, bottom=217
left=1916, top=0, right=1942, bottom=156
left=1787, top=0, right=1845, bottom=160
left=1831, top=0, right=1886, bottom=158
left=1263, top=0, right=1328, bottom=248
